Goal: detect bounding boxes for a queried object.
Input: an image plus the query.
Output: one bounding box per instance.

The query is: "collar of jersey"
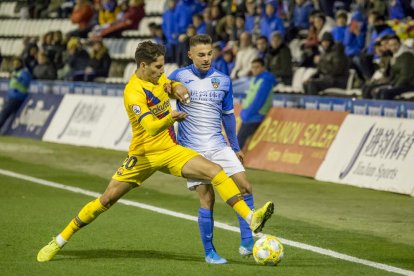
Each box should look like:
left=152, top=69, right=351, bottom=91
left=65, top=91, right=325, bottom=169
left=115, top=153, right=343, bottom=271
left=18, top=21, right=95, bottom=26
left=133, top=73, right=157, bottom=88
left=190, top=64, right=214, bottom=79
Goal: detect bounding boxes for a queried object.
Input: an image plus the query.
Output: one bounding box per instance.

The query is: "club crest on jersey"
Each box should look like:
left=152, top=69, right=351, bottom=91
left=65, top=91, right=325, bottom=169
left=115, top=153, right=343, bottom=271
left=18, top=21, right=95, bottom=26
left=132, top=105, right=141, bottom=115
left=211, top=77, right=220, bottom=89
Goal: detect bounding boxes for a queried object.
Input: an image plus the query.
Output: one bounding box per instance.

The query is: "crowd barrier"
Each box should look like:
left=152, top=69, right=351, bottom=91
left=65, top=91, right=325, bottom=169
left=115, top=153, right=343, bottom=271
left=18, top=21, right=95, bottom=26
left=1, top=79, right=413, bottom=196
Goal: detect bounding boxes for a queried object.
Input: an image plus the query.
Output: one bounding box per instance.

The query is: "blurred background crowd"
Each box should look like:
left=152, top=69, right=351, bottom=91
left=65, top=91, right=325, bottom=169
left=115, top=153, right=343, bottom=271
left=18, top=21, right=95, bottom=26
left=1, top=0, right=414, bottom=100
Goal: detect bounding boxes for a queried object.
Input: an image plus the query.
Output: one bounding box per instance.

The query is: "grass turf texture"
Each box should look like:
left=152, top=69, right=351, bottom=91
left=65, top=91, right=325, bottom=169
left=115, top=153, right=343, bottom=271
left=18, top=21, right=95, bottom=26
left=0, top=136, right=413, bottom=275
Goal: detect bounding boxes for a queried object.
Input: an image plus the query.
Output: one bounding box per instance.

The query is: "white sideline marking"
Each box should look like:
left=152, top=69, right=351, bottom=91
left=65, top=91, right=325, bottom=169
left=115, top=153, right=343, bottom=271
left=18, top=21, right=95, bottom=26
left=0, top=168, right=413, bottom=276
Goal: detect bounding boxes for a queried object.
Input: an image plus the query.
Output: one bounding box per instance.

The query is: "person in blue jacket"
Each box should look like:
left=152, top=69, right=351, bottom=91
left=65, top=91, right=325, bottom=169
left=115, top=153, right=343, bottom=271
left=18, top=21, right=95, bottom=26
left=0, top=56, right=32, bottom=131
left=237, top=57, right=277, bottom=150
left=260, top=0, right=285, bottom=41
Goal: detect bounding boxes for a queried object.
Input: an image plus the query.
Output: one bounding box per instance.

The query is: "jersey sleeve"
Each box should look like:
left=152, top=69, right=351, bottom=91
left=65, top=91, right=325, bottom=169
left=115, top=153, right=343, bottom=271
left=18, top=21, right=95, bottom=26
left=222, top=79, right=234, bottom=114
left=125, top=84, right=152, bottom=123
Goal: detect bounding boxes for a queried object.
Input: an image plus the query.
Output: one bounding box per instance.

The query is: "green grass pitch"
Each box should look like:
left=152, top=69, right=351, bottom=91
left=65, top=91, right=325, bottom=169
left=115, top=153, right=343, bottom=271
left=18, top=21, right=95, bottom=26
left=0, top=136, right=413, bottom=275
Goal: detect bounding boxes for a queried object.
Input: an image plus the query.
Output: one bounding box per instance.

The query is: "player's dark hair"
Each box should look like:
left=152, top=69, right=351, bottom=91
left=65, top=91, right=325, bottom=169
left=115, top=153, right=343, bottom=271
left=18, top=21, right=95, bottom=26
left=252, top=57, right=265, bottom=67
left=189, top=34, right=212, bottom=48
left=135, top=41, right=165, bottom=65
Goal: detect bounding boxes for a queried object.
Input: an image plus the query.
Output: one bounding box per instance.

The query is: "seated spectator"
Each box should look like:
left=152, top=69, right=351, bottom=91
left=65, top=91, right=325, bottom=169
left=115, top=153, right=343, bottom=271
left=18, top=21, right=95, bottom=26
left=59, top=37, right=90, bottom=81
left=98, top=0, right=121, bottom=26
left=206, top=4, right=223, bottom=42
left=286, top=0, right=314, bottom=41
left=362, top=37, right=392, bottom=98
left=33, top=51, right=57, bottom=80
left=68, top=0, right=95, bottom=38
left=231, top=32, right=258, bottom=79
left=238, top=58, right=276, bottom=151
left=0, top=57, right=31, bottom=132
left=216, top=13, right=238, bottom=41
left=84, top=41, right=111, bottom=82
left=50, top=30, right=66, bottom=70
left=260, top=0, right=285, bottom=40
left=303, top=32, right=349, bottom=95
left=331, top=10, right=348, bottom=45
left=374, top=35, right=414, bottom=99
left=244, top=0, right=257, bottom=34
left=266, top=32, right=293, bottom=85
left=256, top=35, right=269, bottom=60
left=90, top=0, right=145, bottom=39
left=223, top=46, right=235, bottom=74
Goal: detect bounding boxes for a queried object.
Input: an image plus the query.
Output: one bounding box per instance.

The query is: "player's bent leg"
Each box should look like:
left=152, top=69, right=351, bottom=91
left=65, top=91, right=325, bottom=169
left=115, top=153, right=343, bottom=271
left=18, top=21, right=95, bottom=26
left=231, top=172, right=255, bottom=256
left=37, top=179, right=137, bottom=262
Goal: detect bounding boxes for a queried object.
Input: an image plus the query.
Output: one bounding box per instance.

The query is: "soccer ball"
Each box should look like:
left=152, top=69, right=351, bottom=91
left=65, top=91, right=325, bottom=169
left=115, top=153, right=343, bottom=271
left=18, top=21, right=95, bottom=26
left=253, top=235, right=284, bottom=266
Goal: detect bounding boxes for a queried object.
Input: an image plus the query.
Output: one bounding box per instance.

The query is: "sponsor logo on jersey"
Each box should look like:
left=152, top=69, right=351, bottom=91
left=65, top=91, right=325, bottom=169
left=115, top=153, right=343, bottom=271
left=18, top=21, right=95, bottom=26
left=132, top=105, right=141, bottom=115
left=184, top=79, right=194, bottom=84
left=211, top=77, right=220, bottom=89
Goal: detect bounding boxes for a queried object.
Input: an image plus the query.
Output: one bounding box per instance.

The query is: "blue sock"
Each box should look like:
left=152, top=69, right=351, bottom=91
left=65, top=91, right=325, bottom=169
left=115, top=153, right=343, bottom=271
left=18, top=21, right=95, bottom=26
left=198, top=208, right=214, bottom=255
left=237, top=194, right=254, bottom=246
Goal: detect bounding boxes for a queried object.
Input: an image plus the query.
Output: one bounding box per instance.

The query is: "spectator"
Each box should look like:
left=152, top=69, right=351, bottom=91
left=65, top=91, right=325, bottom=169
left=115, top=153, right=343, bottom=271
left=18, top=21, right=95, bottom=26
left=375, top=35, right=414, bottom=99
left=33, top=51, right=57, bottom=80
left=331, top=10, right=348, bottom=45
left=237, top=58, right=276, bottom=151
left=362, top=37, right=393, bottom=99
left=223, top=46, right=235, bottom=75
left=344, top=11, right=366, bottom=57
left=22, top=43, right=39, bottom=74
left=303, top=32, right=349, bottom=95
left=256, top=35, right=269, bottom=60
left=83, top=40, right=111, bottom=82
left=0, top=57, right=31, bottom=132
left=231, top=32, right=258, bottom=79
left=266, top=31, right=293, bottom=85
left=50, top=30, right=66, bottom=70
left=59, top=37, right=90, bottom=81
left=90, top=0, right=145, bottom=39
left=162, top=0, right=179, bottom=63
left=368, top=15, right=395, bottom=55
left=193, top=13, right=206, bottom=34
left=176, top=25, right=197, bottom=67
left=68, top=0, right=95, bottom=38
left=205, top=4, right=223, bottom=42
left=212, top=43, right=229, bottom=75
left=216, top=13, right=238, bottom=41
left=244, top=0, right=257, bottom=33
left=175, top=0, right=200, bottom=36
left=292, top=0, right=313, bottom=30
left=389, top=0, right=406, bottom=20
left=98, top=0, right=121, bottom=26
left=260, top=0, right=285, bottom=40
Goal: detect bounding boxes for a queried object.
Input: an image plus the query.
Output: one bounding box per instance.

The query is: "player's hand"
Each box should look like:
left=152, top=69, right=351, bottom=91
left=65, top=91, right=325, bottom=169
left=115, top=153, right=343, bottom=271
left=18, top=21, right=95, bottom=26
left=173, top=84, right=191, bottom=104
left=235, top=151, right=245, bottom=164
left=172, top=110, right=188, bottom=122
left=164, top=83, right=172, bottom=94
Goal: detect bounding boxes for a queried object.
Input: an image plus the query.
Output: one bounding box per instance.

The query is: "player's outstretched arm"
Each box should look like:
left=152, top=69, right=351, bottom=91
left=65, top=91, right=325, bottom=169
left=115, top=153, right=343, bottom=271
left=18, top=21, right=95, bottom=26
left=140, top=111, right=188, bottom=136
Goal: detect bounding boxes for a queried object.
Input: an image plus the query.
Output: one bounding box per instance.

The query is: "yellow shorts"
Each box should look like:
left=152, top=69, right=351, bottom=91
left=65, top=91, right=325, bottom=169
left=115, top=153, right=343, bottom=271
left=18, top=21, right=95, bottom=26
left=112, top=145, right=199, bottom=185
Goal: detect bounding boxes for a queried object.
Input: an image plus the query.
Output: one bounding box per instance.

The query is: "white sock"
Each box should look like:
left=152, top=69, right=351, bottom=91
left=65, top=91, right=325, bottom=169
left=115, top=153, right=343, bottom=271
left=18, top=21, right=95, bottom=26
left=245, top=211, right=253, bottom=224
left=55, top=234, right=67, bottom=247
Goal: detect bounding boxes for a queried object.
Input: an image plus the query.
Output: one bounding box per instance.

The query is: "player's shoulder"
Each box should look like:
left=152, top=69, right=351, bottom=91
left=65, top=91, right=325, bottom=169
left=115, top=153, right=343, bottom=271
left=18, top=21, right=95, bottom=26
left=169, top=65, right=192, bottom=80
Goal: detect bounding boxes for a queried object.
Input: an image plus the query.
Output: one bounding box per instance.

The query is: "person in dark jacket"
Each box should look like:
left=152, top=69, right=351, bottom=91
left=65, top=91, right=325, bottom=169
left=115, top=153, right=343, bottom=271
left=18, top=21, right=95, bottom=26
left=0, top=57, right=31, bottom=131
left=33, top=51, right=57, bottom=80
left=303, top=32, right=349, bottom=95
left=238, top=58, right=277, bottom=150
left=265, top=31, right=292, bottom=85
left=84, top=40, right=111, bottom=81
left=375, top=35, right=414, bottom=99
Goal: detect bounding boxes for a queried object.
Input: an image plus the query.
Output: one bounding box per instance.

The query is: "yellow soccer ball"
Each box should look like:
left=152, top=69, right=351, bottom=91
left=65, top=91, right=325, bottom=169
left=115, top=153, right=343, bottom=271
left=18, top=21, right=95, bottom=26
left=253, top=235, right=284, bottom=266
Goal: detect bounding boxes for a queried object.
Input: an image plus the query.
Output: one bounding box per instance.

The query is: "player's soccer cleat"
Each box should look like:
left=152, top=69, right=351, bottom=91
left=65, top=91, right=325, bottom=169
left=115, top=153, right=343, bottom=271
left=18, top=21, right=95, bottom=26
left=205, top=250, right=228, bottom=264
left=250, top=201, right=274, bottom=233
left=37, top=238, right=62, bottom=262
left=239, top=239, right=254, bottom=256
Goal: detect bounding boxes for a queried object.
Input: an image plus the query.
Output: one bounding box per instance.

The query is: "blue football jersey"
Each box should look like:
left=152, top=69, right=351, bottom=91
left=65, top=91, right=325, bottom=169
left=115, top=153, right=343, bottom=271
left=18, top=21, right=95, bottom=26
left=169, top=64, right=234, bottom=152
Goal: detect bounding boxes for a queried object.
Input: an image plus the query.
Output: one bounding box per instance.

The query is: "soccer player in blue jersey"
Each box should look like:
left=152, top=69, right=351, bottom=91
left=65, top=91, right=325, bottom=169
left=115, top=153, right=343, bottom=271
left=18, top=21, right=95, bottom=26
left=169, top=35, right=272, bottom=264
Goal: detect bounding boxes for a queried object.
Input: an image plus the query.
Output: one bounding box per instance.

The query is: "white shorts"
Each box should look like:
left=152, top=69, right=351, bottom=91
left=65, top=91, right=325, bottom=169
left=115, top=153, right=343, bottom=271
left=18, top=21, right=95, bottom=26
left=187, top=146, right=245, bottom=190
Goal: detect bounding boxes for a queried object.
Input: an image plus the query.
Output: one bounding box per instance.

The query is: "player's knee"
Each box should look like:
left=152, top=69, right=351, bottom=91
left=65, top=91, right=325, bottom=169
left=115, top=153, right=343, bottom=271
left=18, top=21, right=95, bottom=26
left=207, top=162, right=223, bottom=178
left=99, top=195, right=115, bottom=208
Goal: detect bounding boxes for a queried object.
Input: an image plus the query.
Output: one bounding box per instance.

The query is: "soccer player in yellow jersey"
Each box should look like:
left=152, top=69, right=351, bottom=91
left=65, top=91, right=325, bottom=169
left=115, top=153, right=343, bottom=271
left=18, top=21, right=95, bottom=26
left=37, top=41, right=274, bottom=263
